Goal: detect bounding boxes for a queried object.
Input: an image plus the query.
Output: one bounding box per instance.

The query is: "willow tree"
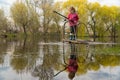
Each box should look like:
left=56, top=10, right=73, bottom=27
left=49, top=2, right=62, bottom=33
left=26, top=0, right=62, bottom=34
left=99, top=6, right=120, bottom=37
left=0, top=9, right=8, bottom=34
left=10, top=2, right=29, bottom=36
left=28, top=7, right=40, bottom=34
left=117, top=7, right=120, bottom=37
left=23, top=0, right=40, bottom=35
left=28, top=0, right=54, bottom=33
left=87, top=2, right=101, bottom=37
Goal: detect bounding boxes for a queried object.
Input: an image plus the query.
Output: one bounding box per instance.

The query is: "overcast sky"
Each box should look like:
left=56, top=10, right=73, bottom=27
left=88, top=0, right=120, bottom=6
left=0, top=0, right=120, bottom=7
left=55, top=0, right=120, bottom=6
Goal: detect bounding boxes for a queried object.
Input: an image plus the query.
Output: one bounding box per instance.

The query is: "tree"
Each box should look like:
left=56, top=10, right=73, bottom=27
left=87, top=2, right=101, bottom=38
left=10, top=2, right=29, bottom=36
left=49, top=2, right=62, bottom=33
left=0, top=9, right=8, bottom=34
left=99, top=6, right=119, bottom=37
left=30, top=0, right=54, bottom=33
left=27, top=6, right=40, bottom=34
left=27, top=0, right=62, bottom=34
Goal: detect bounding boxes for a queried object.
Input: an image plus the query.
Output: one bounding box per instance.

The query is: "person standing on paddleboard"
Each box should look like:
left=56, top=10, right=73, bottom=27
left=67, top=7, right=79, bottom=40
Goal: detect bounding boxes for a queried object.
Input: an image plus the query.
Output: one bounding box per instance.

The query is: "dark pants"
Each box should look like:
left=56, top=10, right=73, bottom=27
left=70, top=26, right=77, bottom=40
left=70, top=25, right=77, bottom=34
left=70, top=55, right=76, bottom=60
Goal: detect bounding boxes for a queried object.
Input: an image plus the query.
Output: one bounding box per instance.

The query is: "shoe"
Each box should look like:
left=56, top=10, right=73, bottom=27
left=69, top=33, right=73, bottom=40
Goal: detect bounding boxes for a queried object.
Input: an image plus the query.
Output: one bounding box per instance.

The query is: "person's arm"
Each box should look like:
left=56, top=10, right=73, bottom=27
left=67, top=14, right=75, bottom=23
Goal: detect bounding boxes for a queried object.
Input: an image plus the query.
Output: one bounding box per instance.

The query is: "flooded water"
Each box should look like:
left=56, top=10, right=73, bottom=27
left=0, top=35, right=120, bottom=80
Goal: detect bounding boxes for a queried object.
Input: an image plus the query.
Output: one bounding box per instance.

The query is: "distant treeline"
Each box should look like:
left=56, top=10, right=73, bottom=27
left=0, top=0, right=120, bottom=37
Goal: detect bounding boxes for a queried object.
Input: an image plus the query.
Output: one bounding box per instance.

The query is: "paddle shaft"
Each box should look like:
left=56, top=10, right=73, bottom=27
left=53, top=11, right=68, bottom=19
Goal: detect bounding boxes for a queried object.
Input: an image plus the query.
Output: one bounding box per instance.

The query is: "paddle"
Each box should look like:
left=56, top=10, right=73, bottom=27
left=53, top=11, right=68, bottom=19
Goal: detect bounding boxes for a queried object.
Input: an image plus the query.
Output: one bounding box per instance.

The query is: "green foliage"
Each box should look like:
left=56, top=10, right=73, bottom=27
left=0, top=9, right=8, bottom=33
left=27, top=6, right=40, bottom=34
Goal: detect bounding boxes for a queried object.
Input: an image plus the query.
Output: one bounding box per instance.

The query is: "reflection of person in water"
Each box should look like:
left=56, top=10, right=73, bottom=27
left=54, top=43, right=78, bottom=79
left=67, top=44, right=78, bottom=80
left=67, top=54, right=78, bottom=80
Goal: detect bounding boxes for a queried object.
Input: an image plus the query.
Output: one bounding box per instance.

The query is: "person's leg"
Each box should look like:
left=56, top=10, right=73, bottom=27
left=70, top=55, right=76, bottom=60
left=73, top=26, right=77, bottom=40
left=70, top=26, right=74, bottom=40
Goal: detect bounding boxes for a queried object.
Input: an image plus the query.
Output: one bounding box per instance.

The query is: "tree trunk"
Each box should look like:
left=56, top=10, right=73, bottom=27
left=23, top=25, right=27, bottom=36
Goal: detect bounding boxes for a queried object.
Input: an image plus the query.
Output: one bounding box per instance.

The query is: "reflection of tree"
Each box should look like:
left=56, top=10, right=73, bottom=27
left=10, top=37, right=40, bottom=73
left=10, top=34, right=62, bottom=76
left=0, top=39, right=8, bottom=64
left=77, top=54, right=120, bottom=75
left=10, top=57, right=28, bottom=73
left=87, top=62, right=100, bottom=71
left=43, top=45, right=61, bottom=68
left=41, top=33, right=61, bottom=42
left=67, top=44, right=120, bottom=75
left=77, top=62, right=87, bottom=75
left=95, top=54, right=120, bottom=67
left=32, top=65, right=54, bottom=80
left=32, top=44, right=62, bottom=80
left=52, top=43, right=120, bottom=76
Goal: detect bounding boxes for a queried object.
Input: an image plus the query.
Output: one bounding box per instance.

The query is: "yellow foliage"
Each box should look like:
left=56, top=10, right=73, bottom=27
left=100, top=6, right=119, bottom=21
left=63, top=0, right=87, bottom=15
left=0, top=9, right=7, bottom=30
left=11, top=2, right=29, bottom=26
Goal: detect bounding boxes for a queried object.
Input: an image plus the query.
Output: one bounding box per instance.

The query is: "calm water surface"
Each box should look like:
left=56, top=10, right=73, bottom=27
left=0, top=36, right=120, bottom=80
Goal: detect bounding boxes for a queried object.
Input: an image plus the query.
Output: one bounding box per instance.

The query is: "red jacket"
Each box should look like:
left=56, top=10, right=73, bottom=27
left=67, top=13, right=79, bottom=26
left=67, top=59, right=78, bottom=73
